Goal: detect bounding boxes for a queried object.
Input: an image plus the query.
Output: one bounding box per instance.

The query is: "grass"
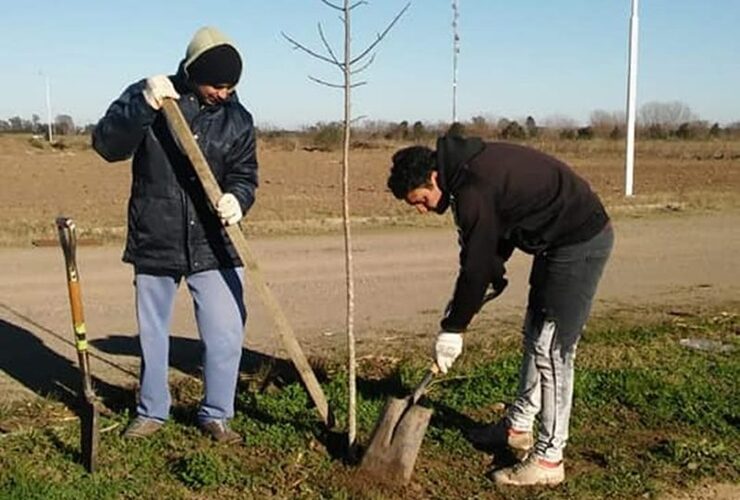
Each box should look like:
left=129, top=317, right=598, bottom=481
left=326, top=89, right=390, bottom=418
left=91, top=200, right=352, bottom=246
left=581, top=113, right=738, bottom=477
left=0, top=310, right=737, bottom=499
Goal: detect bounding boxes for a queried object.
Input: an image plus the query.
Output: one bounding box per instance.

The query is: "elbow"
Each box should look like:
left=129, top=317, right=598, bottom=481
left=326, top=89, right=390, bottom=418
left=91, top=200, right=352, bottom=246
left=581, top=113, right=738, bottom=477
left=92, top=135, right=130, bottom=163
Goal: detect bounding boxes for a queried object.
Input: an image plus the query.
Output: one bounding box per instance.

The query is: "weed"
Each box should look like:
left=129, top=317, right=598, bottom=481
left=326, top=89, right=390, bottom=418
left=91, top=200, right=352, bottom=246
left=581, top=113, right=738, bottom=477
left=173, top=449, right=236, bottom=489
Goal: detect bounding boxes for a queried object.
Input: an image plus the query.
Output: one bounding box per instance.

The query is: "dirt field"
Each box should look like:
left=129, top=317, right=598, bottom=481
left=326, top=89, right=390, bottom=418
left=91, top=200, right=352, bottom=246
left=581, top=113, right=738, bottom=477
left=1, top=133, right=739, bottom=402
left=1, top=134, right=739, bottom=244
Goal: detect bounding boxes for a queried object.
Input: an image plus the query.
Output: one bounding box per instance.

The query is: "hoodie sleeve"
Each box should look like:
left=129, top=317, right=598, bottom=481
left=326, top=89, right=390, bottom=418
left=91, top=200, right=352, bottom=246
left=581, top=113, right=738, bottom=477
left=92, top=80, right=158, bottom=162
left=222, top=109, right=258, bottom=214
left=441, top=188, right=507, bottom=332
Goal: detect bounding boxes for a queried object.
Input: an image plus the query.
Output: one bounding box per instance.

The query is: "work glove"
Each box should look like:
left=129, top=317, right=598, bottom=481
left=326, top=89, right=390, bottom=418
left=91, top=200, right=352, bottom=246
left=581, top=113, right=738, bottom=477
left=216, top=193, right=243, bottom=226
left=434, top=331, right=463, bottom=374
left=142, top=75, right=180, bottom=110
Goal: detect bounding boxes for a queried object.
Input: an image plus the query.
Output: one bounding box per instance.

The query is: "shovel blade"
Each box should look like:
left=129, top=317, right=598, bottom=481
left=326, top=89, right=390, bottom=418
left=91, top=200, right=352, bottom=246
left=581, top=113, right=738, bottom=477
left=360, top=397, right=433, bottom=484
left=80, top=400, right=99, bottom=473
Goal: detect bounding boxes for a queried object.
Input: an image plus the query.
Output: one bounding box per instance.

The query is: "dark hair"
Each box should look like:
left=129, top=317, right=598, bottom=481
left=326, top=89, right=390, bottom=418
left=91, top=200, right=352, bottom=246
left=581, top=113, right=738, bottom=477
left=387, top=146, right=437, bottom=199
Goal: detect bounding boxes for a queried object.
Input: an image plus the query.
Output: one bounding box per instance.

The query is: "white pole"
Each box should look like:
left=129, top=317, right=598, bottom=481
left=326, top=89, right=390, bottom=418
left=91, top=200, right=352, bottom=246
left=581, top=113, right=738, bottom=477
left=452, top=0, right=460, bottom=123
left=45, top=75, right=54, bottom=143
left=624, top=0, right=639, bottom=196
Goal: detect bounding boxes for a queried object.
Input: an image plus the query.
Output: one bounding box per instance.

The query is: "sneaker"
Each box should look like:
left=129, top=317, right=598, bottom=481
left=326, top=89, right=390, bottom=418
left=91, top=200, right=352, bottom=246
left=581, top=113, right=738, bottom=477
left=467, top=419, right=534, bottom=458
left=493, top=455, right=565, bottom=486
left=123, top=416, right=163, bottom=439
left=199, top=420, right=242, bottom=444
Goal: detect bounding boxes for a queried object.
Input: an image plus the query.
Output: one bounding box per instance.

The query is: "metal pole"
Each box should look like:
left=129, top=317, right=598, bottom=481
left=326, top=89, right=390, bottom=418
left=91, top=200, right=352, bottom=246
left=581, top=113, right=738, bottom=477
left=624, top=0, right=639, bottom=196
left=45, top=75, right=54, bottom=143
left=452, top=0, right=460, bottom=123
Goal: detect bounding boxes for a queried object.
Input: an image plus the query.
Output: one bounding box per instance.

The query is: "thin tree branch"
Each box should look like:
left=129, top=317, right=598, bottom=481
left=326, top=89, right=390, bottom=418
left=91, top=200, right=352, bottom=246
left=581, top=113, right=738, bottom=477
left=318, top=23, right=342, bottom=67
left=350, top=53, right=375, bottom=74
left=308, top=75, right=368, bottom=89
left=320, top=0, right=343, bottom=11
left=281, top=31, right=342, bottom=67
left=350, top=2, right=410, bottom=66
left=308, top=75, right=344, bottom=88
left=349, top=0, right=368, bottom=10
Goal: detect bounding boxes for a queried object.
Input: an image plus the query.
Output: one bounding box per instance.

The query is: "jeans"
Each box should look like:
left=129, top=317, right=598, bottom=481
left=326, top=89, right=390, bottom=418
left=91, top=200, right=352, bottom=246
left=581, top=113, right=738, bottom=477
left=134, top=267, right=246, bottom=422
left=507, top=223, right=613, bottom=462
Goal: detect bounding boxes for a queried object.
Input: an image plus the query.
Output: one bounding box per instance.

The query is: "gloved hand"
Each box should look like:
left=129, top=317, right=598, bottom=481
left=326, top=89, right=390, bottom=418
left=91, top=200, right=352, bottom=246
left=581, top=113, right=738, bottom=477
left=142, top=75, right=180, bottom=110
left=216, top=193, right=243, bottom=226
left=434, top=332, right=463, bottom=374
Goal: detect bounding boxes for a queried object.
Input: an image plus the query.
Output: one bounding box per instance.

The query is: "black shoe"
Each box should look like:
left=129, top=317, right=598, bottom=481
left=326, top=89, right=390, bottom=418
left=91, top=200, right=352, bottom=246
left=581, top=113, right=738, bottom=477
left=199, top=420, right=242, bottom=444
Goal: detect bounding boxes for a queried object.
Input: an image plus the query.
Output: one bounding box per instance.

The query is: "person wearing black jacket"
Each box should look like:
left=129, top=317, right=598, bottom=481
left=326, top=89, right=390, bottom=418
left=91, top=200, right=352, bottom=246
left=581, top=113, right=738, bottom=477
left=93, top=26, right=258, bottom=444
left=387, top=135, right=613, bottom=486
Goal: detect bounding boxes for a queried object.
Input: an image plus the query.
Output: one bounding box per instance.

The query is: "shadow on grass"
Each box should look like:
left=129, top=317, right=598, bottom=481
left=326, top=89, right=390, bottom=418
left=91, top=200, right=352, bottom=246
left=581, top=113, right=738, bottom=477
left=0, top=318, right=133, bottom=413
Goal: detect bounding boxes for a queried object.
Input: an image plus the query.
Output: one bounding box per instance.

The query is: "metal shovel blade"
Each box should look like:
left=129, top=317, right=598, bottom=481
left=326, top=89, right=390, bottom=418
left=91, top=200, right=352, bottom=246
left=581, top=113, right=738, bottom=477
left=359, top=366, right=438, bottom=484
left=80, top=399, right=99, bottom=473
left=359, top=397, right=433, bottom=484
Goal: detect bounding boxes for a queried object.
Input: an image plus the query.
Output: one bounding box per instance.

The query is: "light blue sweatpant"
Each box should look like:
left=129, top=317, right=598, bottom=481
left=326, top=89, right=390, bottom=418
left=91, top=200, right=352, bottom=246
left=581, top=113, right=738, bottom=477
left=134, top=267, right=246, bottom=423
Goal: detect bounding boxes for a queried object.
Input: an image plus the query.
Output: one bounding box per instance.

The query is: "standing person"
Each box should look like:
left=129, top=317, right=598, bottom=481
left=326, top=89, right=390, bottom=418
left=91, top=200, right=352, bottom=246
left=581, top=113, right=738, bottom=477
left=387, top=134, right=613, bottom=485
left=92, top=26, right=258, bottom=444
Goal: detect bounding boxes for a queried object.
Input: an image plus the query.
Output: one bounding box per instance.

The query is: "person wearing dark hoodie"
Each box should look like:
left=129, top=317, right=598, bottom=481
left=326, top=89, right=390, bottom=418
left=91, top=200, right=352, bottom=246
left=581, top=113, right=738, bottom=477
left=93, top=27, right=257, bottom=444
left=387, top=134, right=613, bottom=486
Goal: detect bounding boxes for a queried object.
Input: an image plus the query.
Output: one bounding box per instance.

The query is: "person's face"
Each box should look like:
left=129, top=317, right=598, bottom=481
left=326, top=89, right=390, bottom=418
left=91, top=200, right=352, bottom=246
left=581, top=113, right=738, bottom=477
left=196, top=83, right=235, bottom=105
left=405, top=171, right=443, bottom=214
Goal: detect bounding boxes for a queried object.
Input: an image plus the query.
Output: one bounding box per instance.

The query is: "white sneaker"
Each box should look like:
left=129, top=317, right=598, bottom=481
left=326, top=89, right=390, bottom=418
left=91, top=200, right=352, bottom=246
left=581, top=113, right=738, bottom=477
left=493, top=455, right=565, bottom=486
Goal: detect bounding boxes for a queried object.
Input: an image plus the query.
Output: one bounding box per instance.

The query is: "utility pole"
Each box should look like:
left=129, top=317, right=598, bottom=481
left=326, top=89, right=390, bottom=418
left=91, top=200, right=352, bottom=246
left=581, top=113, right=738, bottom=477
left=624, top=0, right=639, bottom=196
left=452, top=0, right=460, bottom=123
left=44, top=74, right=54, bottom=143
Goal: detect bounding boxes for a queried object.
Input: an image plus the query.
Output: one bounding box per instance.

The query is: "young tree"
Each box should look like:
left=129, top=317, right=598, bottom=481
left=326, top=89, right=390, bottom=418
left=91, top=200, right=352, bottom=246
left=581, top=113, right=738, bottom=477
left=283, top=0, right=410, bottom=451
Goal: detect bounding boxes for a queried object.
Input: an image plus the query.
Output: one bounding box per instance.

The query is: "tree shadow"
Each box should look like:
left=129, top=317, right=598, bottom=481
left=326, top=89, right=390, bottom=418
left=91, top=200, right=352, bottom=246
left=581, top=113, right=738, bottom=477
left=0, top=318, right=133, bottom=413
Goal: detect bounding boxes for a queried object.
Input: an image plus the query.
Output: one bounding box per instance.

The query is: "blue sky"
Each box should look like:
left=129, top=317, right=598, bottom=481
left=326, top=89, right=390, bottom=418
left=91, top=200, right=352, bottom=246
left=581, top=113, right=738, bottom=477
left=1, top=0, right=738, bottom=129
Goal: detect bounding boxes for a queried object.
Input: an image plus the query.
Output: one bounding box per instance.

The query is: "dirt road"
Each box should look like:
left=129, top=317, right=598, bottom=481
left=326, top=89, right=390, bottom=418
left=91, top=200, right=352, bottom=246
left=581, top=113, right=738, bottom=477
left=1, top=211, right=738, bottom=401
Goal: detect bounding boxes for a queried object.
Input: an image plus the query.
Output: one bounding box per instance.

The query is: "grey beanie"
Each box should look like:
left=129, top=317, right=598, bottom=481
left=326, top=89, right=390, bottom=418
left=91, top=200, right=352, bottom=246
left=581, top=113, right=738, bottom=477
left=184, top=27, right=243, bottom=85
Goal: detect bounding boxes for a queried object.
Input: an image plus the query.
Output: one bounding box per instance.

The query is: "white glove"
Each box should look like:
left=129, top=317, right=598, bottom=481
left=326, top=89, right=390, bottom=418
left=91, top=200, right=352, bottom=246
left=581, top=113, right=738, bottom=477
left=216, top=193, right=243, bottom=226
left=435, top=332, right=463, bottom=374
left=142, top=75, right=180, bottom=110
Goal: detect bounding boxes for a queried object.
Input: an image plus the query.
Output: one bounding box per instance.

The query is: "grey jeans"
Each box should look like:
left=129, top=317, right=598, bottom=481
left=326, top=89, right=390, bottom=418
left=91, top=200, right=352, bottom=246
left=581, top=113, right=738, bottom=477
left=507, top=223, right=614, bottom=462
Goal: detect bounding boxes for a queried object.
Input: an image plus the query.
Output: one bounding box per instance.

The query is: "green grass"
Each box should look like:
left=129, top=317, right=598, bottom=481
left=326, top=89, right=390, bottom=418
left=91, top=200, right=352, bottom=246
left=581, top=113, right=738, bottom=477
left=0, top=311, right=737, bottom=499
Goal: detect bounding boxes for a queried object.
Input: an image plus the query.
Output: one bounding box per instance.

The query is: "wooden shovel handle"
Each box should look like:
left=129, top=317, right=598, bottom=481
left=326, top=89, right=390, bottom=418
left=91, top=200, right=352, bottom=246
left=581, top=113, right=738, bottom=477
left=410, top=364, right=440, bottom=404
left=160, top=99, right=333, bottom=428
left=56, top=217, right=94, bottom=399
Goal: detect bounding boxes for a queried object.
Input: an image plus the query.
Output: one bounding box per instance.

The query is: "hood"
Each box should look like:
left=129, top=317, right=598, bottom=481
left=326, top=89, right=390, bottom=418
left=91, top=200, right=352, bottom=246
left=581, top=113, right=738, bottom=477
left=434, top=134, right=485, bottom=213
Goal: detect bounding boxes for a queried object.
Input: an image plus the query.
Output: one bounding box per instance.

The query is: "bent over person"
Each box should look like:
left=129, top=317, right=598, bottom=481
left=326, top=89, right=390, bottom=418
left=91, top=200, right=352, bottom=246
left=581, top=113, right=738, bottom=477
left=387, top=135, right=613, bottom=485
left=92, top=26, right=258, bottom=443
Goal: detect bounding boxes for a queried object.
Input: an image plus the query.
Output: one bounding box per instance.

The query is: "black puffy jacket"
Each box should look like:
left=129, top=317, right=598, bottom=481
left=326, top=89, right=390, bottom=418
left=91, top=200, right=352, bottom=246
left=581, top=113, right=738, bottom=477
left=92, top=67, right=258, bottom=275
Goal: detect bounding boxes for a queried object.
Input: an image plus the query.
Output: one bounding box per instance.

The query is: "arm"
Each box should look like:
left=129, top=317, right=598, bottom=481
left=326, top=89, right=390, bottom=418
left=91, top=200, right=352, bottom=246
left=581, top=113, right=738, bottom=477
left=222, top=112, right=259, bottom=215
left=441, top=193, right=507, bottom=332
left=92, top=80, right=158, bottom=162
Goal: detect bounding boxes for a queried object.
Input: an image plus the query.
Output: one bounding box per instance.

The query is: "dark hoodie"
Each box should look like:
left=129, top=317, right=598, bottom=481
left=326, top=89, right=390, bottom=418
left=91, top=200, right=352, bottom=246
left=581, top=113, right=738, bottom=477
left=437, top=135, right=609, bottom=332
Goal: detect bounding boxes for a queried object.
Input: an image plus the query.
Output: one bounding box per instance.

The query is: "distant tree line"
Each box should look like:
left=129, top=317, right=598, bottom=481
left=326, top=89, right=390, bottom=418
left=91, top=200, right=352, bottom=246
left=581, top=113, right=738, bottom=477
left=3, top=100, right=739, bottom=147
left=0, top=114, right=94, bottom=137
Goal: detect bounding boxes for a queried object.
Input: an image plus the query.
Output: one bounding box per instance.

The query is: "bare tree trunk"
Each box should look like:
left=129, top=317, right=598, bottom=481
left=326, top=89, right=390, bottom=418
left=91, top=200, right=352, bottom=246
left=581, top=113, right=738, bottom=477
left=282, top=0, right=410, bottom=454
left=342, top=0, right=357, bottom=450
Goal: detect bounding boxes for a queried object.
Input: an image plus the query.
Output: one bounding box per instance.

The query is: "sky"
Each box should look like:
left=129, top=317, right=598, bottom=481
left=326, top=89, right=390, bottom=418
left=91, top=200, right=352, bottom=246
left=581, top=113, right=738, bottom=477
left=1, top=0, right=738, bottom=129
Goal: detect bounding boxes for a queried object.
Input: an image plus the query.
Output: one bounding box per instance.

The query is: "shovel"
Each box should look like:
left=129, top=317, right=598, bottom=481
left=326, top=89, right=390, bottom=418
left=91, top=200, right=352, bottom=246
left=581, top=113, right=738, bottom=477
left=56, top=217, right=99, bottom=473
left=359, top=364, right=440, bottom=484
